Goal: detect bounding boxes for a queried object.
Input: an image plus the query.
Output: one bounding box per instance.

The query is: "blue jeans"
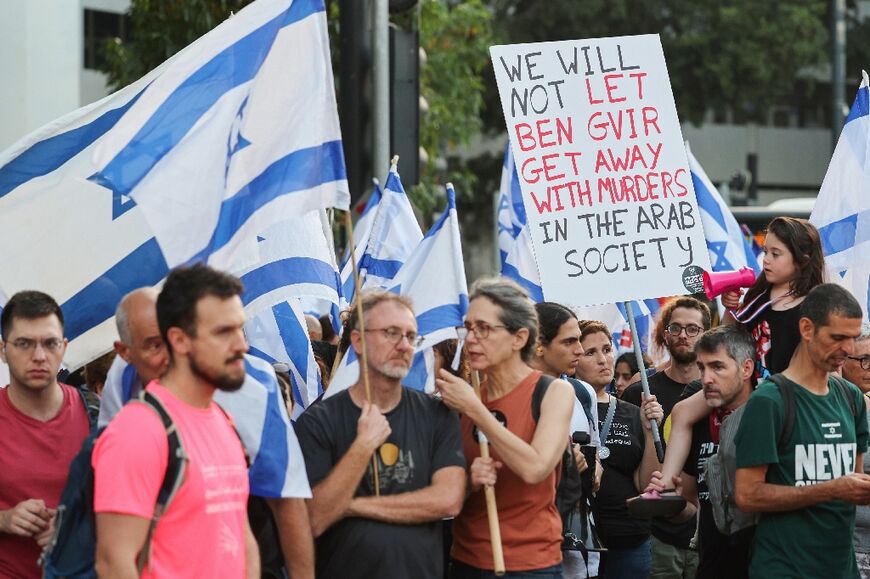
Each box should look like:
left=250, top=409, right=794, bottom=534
left=600, top=538, right=651, bottom=579
left=450, top=559, right=563, bottom=579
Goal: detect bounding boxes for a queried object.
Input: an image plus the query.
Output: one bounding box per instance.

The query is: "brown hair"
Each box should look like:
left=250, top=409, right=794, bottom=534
left=653, top=297, right=712, bottom=350
left=578, top=320, right=610, bottom=343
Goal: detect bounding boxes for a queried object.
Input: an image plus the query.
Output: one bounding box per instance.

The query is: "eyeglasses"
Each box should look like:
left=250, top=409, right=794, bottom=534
left=848, top=356, right=870, bottom=371
left=365, top=327, right=424, bottom=347
left=665, top=323, right=703, bottom=337
left=461, top=322, right=508, bottom=340
left=8, top=337, right=65, bottom=353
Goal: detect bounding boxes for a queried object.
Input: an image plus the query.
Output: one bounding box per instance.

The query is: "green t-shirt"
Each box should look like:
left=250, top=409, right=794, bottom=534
left=735, top=375, right=869, bottom=578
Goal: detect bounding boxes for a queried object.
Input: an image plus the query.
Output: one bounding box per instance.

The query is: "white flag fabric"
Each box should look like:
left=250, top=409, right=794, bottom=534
left=502, top=224, right=544, bottom=302
left=340, top=180, right=383, bottom=302
left=496, top=144, right=526, bottom=269
left=99, top=354, right=311, bottom=498
left=246, top=298, right=323, bottom=419
left=811, top=71, right=870, bottom=317
left=238, top=209, right=341, bottom=314
left=356, top=164, right=423, bottom=290
left=688, top=146, right=761, bottom=275
left=326, top=185, right=469, bottom=397
left=0, top=0, right=348, bottom=369
left=90, top=0, right=349, bottom=271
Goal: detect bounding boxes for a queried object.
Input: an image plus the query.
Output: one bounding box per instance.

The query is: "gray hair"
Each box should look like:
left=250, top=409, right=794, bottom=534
left=469, top=277, right=538, bottom=362
left=858, top=322, right=870, bottom=342
left=694, top=325, right=756, bottom=367
left=114, top=287, right=160, bottom=346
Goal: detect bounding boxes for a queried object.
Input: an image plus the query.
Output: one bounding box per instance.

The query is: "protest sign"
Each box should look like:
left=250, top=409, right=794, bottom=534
left=490, top=34, right=710, bottom=307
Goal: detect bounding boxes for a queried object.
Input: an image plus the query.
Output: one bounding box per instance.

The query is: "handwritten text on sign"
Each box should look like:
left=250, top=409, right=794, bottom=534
left=491, top=35, right=710, bottom=307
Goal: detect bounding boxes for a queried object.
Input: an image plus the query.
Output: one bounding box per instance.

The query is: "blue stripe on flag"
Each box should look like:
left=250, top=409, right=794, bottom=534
left=248, top=346, right=276, bottom=363
left=272, top=302, right=310, bottom=402
left=61, top=238, right=169, bottom=340
left=501, top=262, right=544, bottom=302
left=846, top=86, right=870, bottom=125
left=0, top=90, right=146, bottom=199
left=93, top=0, right=326, bottom=197
left=244, top=359, right=290, bottom=497
left=818, top=213, right=858, bottom=255
left=691, top=171, right=727, bottom=232
left=240, top=257, right=341, bottom=306
left=416, top=300, right=469, bottom=337
left=360, top=257, right=403, bottom=279
left=121, top=363, right=138, bottom=403
left=204, top=140, right=347, bottom=256
left=403, top=350, right=429, bottom=392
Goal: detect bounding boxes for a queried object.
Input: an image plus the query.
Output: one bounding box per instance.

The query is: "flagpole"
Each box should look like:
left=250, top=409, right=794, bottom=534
left=342, top=210, right=381, bottom=496
left=471, top=371, right=506, bottom=576
left=624, top=301, right=665, bottom=463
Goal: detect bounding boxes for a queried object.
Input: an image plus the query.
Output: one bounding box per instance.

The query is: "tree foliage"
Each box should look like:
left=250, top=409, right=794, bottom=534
left=489, top=1, right=829, bottom=125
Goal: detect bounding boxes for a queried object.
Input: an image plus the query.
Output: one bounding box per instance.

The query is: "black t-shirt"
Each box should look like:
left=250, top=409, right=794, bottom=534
left=623, top=371, right=696, bottom=548
left=295, top=388, right=466, bottom=579
left=681, top=381, right=753, bottom=578
left=594, top=397, right=650, bottom=547
left=741, top=291, right=802, bottom=380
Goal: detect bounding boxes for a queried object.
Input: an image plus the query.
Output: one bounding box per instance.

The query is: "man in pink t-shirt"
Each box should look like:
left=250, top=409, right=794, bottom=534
left=93, top=264, right=259, bottom=578
left=0, top=291, right=90, bottom=579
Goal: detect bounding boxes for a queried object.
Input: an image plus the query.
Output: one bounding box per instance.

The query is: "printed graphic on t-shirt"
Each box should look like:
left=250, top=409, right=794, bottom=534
left=752, top=320, right=772, bottom=381
left=473, top=410, right=507, bottom=444
left=367, top=443, right=417, bottom=490
left=794, top=428, right=856, bottom=486
left=201, top=463, right=248, bottom=515
left=605, top=420, right=634, bottom=447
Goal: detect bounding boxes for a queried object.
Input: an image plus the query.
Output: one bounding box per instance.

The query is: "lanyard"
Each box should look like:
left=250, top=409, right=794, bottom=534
left=599, top=395, right=617, bottom=459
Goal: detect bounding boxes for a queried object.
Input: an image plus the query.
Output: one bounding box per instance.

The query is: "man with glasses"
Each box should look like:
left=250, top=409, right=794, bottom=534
left=296, top=289, right=466, bottom=579
left=622, top=296, right=711, bottom=579
left=0, top=291, right=90, bottom=578
left=735, top=284, right=870, bottom=578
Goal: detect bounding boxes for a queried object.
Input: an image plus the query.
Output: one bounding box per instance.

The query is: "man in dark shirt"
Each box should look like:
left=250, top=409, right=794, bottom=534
left=652, top=325, right=757, bottom=579
left=296, top=289, right=466, bottom=579
left=622, top=296, right=711, bottom=578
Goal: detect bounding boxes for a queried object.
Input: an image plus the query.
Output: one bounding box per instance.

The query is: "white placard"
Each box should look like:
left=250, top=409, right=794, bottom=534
left=491, top=34, right=710, bottom=307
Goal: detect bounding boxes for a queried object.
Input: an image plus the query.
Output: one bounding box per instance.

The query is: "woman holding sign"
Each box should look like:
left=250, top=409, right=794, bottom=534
left=436, top=278, right=574, bottom=578
left=574, top=320, right=663, bottom=579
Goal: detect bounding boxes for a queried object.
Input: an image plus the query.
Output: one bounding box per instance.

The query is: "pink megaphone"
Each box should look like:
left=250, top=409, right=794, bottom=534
left=702, top=267, right=757, bottom=300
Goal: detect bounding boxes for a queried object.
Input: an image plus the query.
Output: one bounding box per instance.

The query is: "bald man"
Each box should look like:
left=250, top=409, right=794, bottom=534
left=305, top=314, right=323, bottom=342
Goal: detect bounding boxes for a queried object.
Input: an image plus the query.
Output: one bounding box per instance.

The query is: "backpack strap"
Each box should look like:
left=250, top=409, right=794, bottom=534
left=768, top=374, right=796, bottom=452
left=75, top=386, right=100, bottom=431
left=531, top=373, right=557, bottom=423
left=829, top=374, right=859, bottom=419
left=134, top=391, right=187, bottom=575
left=564, top=377, right=596, bottom=430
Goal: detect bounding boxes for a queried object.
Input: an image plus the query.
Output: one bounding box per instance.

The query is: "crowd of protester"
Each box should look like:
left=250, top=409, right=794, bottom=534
left=2, top=216, right=870, bottom=579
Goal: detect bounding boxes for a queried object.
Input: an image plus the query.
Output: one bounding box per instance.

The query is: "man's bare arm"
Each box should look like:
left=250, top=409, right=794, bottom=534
left=95, top=512, right=150, bottom=579
left=736, top=464, right=870, bottom=512
left=346, top=466, right=466, bottom=524
left=266, top=498, right=314, bottom=579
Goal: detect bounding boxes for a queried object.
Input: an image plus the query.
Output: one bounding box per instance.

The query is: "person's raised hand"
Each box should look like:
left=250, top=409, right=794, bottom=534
left=355, top=401, right=391, bottom=453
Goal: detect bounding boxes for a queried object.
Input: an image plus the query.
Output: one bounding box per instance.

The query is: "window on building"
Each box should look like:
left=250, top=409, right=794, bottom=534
left=83, top=9, right=128, bottom=70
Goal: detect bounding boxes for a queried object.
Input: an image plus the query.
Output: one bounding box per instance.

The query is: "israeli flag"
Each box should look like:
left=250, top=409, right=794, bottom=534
left=89, top=0, right=350, bottom=272
left=496, top=144, right=526, bottom=269
left=0, top=0, right=346, bottom=369
left=339, top=179, right=383, bottom=303
left=100, top=354, right=311, bottom=498
left=502, top=224, right=544, bottom=302
left=246, top=298, right=323, bottom=419
left=238, top=208, right=341, bottom=315
left=326, top=184, right=469, bottom=397
left=687, top=146, right=761, bottom=275
left=811, top=72, right=870, bottom=318
left=355, top=164, right=423, bottom=291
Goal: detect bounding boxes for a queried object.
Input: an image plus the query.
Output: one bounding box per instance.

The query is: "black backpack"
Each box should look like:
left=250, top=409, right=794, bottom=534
left=41, top=391, right=188, bottom=578
left=531, top=375, right=587, bottom=540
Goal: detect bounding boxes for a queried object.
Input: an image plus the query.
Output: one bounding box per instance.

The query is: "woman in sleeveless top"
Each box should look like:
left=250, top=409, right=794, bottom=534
left=436, top=278, right=575, bottom=578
